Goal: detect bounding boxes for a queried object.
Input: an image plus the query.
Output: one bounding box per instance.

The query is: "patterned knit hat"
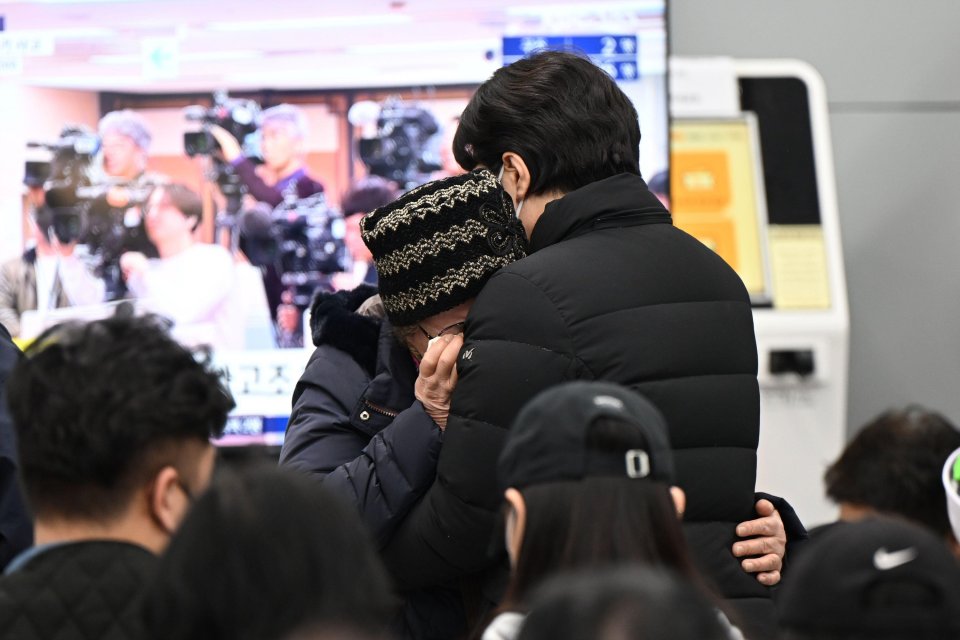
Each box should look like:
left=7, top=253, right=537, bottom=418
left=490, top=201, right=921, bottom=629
left=360, top=169, right=527, bottom=326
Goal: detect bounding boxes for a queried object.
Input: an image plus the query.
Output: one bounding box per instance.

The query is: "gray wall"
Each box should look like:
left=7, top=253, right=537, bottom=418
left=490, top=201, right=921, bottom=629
left=671, top=0, right=960, bottom=435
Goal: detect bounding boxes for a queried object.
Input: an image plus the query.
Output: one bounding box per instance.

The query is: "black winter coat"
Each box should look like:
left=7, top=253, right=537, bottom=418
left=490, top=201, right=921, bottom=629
left=0, top=541, right=156, bottom=640
left=381, top=174, right=773, bottom=633
left=279, top=286, right=443, bottom=548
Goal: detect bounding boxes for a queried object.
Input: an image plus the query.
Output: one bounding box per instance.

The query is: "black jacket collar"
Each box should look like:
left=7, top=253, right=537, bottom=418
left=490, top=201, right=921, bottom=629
left=529, top=173, right=672, bottom=252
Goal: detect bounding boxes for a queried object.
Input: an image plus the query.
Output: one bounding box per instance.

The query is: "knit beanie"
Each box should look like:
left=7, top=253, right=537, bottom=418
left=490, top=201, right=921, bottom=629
left=360, top=169, right=527, bottom=326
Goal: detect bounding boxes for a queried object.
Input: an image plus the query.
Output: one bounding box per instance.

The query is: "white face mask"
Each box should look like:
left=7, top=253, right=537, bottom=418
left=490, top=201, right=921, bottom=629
left=497, top=165, right=524, bottom=220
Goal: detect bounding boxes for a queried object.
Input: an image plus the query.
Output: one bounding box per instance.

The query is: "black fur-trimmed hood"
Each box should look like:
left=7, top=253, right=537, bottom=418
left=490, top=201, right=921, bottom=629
left=308, top=285, right=380, bottom=375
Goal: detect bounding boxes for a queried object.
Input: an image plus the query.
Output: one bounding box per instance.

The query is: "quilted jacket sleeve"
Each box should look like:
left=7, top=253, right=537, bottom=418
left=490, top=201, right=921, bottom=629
left=279, top=346, right=442, bottom=547
left=380, top=271, right=588, bottom=588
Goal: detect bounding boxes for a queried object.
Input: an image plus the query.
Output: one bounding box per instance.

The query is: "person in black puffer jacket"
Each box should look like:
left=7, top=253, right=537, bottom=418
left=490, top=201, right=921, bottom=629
left=379, top=51, right=800, bottom=639
left=279, top=169, right=528, bottom=640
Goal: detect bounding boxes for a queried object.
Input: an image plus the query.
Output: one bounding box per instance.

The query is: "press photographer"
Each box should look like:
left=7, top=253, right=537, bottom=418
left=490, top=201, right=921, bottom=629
left=28, top=118, right=161, bottom=301
left=93, top=110, right=164, bottom=257
left=208, top=103, right=325, bottom=206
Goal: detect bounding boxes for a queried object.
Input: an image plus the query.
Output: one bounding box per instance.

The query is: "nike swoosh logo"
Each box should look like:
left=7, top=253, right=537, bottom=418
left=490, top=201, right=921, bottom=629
left=873, top=546, right=918, bottom=571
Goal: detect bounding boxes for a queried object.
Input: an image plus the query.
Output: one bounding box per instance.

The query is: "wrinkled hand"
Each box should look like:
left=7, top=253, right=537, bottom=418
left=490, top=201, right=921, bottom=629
left=208, top=125, right=243, bottom=162
left=732, top=498, right=786, bottom=586
left=415, top=334, right=463, bottom=430
left=119, top=251, right=148, bottom=281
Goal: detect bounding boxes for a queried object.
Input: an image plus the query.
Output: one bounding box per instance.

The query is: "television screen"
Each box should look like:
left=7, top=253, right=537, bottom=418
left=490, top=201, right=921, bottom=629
left=1, top=1, right=669, bottom=448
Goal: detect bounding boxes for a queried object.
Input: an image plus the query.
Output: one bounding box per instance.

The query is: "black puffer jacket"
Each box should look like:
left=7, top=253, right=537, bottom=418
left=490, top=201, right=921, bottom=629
left=280, top=286, right=443, bottom=548
left=381, top=174, right=773, bottom=633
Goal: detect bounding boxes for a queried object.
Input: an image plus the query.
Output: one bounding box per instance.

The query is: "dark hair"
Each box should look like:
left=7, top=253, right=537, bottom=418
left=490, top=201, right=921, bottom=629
left=6, top=313, right=232, bottom=520
left=824, top=406, right=960, bottom=538
left=518, top=567, right=730, bottom=640
left=158, top=182, right=203, bottom=227
left=341, top=176, right=399, bottom=217
left=142, top=466, right=396, bottom=640
left=502, top=417, right=697, bottom=610
left=453, top=50, right=641, bottom=196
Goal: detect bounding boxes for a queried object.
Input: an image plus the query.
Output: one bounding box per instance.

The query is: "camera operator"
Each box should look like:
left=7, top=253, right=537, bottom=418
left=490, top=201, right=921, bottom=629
left=0, top=198, right=105, bottom=339
left=120, top=184, right=240, bottom=350
left=93, top=110, right=167, bottom=254
left=209, top=103, right=324, bottom=207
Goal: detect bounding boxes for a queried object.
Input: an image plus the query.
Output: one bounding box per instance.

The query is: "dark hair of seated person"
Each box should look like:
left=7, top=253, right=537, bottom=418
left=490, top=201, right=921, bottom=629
left=517, top=566, right=730, bottom=640
left=502, top=417, right=702, bottom=611
left=452, top=49, right=641, bottom=196
left=824, top=405, right=960, bottom=538
left=141, top=466, right=397, bottom=640
left=6, top=312, right=231, bottom=522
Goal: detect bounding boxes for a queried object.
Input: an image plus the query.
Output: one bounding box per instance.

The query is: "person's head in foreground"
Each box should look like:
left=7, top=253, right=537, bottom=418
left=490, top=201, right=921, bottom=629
left=359, top=168, right=527, bottom=359
left=142, top=466, right=396, bottom=640
left=517, top=567, right=732, bottom=640
left=825, top=406, right=960, bottom=550
left=777, top=516, right=960, bottom=640
left=452, top=49, right=642, bottom=238
left=496, top=381, right=697, bottom=611
left=7, top=312, right=232, bottom=553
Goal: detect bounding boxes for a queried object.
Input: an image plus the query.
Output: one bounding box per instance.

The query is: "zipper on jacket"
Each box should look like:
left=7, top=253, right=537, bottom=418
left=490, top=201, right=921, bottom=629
left=361, top=400, right=399, bottom=420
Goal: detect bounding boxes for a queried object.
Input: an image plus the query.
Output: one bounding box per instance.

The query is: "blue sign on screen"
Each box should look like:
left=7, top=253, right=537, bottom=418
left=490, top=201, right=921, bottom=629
left=502, top=35, right=639, bottom=81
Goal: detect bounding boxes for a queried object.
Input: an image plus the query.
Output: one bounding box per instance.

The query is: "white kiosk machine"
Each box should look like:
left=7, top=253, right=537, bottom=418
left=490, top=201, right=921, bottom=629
left=670, top=59, right=849, bottom=526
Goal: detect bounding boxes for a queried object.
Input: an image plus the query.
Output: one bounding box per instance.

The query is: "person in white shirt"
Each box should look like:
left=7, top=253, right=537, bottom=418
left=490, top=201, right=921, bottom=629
left=121, top=184, right=238, bottom=349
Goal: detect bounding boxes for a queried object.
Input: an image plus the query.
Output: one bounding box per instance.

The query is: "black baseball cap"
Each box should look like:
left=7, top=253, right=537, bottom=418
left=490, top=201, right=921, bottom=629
left=778, top=517, right=960, bottom=638
left=498, top=381, right=675, bottom=491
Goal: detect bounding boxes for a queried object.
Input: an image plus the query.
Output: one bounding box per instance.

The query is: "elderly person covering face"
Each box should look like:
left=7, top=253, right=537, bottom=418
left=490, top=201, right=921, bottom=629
left=280, top=169, right=526, bottom=638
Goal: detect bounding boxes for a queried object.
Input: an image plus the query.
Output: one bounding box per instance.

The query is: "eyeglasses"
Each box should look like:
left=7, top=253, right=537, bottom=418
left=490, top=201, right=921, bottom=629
left=418, top=321, right=466, bottom=341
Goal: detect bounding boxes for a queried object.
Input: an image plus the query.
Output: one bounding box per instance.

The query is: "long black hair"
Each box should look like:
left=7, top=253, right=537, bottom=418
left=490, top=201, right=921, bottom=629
left=501, top=417, right=698, bottom=610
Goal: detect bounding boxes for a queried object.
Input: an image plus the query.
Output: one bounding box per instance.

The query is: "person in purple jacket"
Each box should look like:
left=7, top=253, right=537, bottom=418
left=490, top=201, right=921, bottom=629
left=210, top=103, right=324, bottom=207
left=210, top=103, right=326, bottom=324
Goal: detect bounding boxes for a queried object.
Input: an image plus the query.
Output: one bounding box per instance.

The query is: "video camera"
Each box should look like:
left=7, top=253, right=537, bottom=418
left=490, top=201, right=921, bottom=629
left=184, top=91, right=261, bottom=210
left=25, top=125, right=100, bottom=195
left=358, top=98, right=442, bottom=189
left=23, top=126, right=98, bottom=247
left=241, top=194, right=348, bottom=308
